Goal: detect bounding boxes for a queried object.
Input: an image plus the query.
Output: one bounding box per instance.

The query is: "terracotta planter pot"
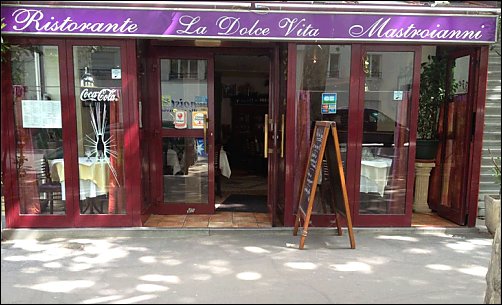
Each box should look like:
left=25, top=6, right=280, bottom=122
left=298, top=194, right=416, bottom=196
left=484, top=194, right=501, bottom=236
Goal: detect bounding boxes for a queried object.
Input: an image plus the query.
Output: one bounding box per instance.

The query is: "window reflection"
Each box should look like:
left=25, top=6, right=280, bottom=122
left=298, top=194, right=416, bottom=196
left=161, top=59, right=208, bottom=129
left=359, top=51, right=414, bottom=215
left=296, top=44, right=351, bottom=166
left=73, top=46, right=126, bottom=214
left=11, top=45, right=65, bottom=215
left=296, top=45, right=351, bottom=214
left=163, top=137, right=208, bottom=204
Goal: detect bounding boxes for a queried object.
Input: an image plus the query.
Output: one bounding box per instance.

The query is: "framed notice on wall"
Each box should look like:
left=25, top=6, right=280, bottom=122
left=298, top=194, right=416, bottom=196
left=21, top=100, right=62, bottom=128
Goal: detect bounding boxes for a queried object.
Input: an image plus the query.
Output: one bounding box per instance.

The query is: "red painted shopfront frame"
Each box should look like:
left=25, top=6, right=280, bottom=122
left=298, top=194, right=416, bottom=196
left=283, top=43, right=488, bottom=228
left=1, top=37, right=142, bottom=228
left=141, top=42, right=283, bottom=218
left=285, top=44, right=421, bottom=227
left=353, top=45, right=422, bottom=227
left=146, top=46, right=216, bottom=215
left=1, top=38, right=490, bottom=229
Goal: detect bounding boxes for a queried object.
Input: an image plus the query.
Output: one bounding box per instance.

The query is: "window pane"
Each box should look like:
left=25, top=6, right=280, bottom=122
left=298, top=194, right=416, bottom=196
left=359, top=51, right=414, bottom=215
left=73, top=46, right=126, bottom=214
left=163, top=137, right=208, bottom=204
left=296, top=44, right=351, bottom=169
left=160, top=59, right=208, bottom=129
left=453, top=56, right=470, bottom=95
left=11, top=45, right=65, bottom=215
left=296, top=45, right=351, bottom=214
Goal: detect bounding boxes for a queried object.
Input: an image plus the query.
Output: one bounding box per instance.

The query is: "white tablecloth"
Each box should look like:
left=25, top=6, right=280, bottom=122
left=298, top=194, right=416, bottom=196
left=50, top=157, right=108, bottom=200
left=166, top=149, right=182, bottom=175
left=220, top=148, right=231, bottom=178
left=58, top=180, right=105, bottom=200
left=360, top=157, right=393, bottom=197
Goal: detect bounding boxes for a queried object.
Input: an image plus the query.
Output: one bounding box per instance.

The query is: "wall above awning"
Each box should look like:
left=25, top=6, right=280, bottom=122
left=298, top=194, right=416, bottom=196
left=1, top=2, right=499, bottom=43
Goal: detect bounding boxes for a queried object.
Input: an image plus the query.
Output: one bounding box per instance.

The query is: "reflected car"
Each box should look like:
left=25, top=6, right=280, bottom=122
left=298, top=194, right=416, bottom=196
left=327, top=108, right=396, bottom=146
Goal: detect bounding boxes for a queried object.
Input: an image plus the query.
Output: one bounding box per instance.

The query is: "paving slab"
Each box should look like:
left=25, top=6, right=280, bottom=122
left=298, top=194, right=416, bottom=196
left=1, top=227, right=494, bottom=304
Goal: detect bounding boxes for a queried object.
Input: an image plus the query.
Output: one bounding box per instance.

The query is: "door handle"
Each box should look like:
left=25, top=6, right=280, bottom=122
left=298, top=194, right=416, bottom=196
left=264, top=114, right=268, bottom=158
left=203, top=114, right=208, bottom=153
left=280, top=114, right=285, bottom=159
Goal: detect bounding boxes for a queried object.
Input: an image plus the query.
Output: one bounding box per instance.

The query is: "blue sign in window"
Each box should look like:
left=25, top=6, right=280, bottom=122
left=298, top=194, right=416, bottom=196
left=321, top=93, right=337, bottom=114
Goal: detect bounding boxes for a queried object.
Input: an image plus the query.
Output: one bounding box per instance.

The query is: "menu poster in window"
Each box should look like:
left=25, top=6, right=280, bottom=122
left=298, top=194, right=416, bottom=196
left=21, top=100, right=62, bottom=128
left=293, top=121, right=355, bottom=250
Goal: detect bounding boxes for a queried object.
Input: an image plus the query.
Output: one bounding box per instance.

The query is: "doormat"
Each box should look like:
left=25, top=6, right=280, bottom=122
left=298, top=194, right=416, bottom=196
left=216, top=194, right=268, bottom=213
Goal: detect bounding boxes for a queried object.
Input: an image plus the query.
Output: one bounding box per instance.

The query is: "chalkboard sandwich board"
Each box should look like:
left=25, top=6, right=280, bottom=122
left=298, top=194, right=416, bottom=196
left=293, top=121, right=355, bottom=250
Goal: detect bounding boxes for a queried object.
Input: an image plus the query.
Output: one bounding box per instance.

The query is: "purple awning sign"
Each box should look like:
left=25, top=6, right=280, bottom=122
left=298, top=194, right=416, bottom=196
left=1, top=5, right=498, bottom=43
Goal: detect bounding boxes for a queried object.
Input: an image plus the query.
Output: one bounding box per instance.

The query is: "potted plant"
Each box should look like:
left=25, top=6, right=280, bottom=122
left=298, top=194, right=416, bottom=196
left=484, top=149, right=501, bottom=236
left=416, top=52, right=457, bottom=160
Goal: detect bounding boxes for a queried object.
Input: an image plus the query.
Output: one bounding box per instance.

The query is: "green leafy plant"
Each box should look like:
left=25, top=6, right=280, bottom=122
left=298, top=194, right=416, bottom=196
left=1, top=18, right=10, bottom=62
left=417, top=53, right=458, bottom=140
left=488, top=149, right=501, bottom=197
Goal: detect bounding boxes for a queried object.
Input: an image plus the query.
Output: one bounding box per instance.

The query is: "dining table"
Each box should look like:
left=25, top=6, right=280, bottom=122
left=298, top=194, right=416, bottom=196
left=50, top=157, right=109, bottom=201
left=219, top=147, right=231, bottom=178
left=166, top=147, right=231, bottom=178
left=359, top=157, right=393, bottom=197
left=166, top=149, right=182, bottom=175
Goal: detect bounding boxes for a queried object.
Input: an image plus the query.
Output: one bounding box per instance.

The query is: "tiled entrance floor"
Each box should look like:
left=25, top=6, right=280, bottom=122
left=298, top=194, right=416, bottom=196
left=144, top=212, right=272, bottom=228
left=144, top=211, right=459, bottom=228
left=411, top=212, right=460, bottom=227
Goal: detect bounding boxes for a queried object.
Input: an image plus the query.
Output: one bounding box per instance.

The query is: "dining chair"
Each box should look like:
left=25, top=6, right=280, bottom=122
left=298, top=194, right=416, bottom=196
left=80, top=195, right=107, bottom=214
left=38, top=156, right=62, bottom=214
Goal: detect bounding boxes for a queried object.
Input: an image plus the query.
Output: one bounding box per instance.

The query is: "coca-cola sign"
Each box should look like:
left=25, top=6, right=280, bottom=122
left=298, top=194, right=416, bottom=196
left=80, top=88, right=119, bottom=103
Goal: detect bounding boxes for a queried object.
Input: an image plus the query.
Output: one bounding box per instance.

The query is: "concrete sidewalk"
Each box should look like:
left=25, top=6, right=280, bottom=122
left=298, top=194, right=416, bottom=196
left=1, top=227, right=494, bottom=304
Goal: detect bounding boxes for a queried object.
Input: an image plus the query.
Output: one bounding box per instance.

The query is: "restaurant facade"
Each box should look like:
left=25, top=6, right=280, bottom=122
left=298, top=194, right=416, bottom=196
left=1, top=1, right=500, bottom=229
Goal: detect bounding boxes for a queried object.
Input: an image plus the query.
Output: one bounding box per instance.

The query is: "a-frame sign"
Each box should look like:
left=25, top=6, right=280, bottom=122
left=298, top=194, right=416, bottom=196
left=293, top=121, right=355, bottom=250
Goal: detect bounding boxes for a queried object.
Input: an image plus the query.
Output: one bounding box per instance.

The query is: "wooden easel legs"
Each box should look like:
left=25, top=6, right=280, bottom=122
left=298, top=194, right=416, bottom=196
left=293, top=211, right=356, bottom=250
left=293, top=211, right=309, bottom=250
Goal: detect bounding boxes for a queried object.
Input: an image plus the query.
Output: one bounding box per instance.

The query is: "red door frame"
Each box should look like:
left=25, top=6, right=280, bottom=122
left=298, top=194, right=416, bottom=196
left=2, top=37, right=140, bottom=228
left=216, top=46, right=280, bottom=222
left=211, top=46, right=280, bottom=222
left=269, top=45, right=282, bottom=226
left=284, top=43, right=297, bottom=227
left=65, top=39, right=139, bottom=227
left=352, top=44, right=421, bottom=227
left=2, top=37, right=74, bottom=228
left=283, top=43, right=421, bottom=227
left=145, top=45, right=280, bottom=216
left=467, top=46, right=489, bottom=227
left=147, top=47, right=215, bottom=214
left=433, top=46, right=489, bottom=226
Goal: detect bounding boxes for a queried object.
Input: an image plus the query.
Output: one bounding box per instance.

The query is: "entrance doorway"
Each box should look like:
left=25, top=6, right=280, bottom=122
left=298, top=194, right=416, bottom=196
left=146, top=45, right=278, bottom=228
left=213, top=54, right=270, bottom=215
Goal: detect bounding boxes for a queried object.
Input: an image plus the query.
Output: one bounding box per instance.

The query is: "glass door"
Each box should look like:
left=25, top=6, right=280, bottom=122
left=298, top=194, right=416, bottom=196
left=4, top=38, right=136, bottom=228
left=67, top=40, right=136, bottom=227
left=152, top=50, right=215, bottom=214
left=353, top=45, right=420, bottom=226
left=6, top=40, right=73, bottom=227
